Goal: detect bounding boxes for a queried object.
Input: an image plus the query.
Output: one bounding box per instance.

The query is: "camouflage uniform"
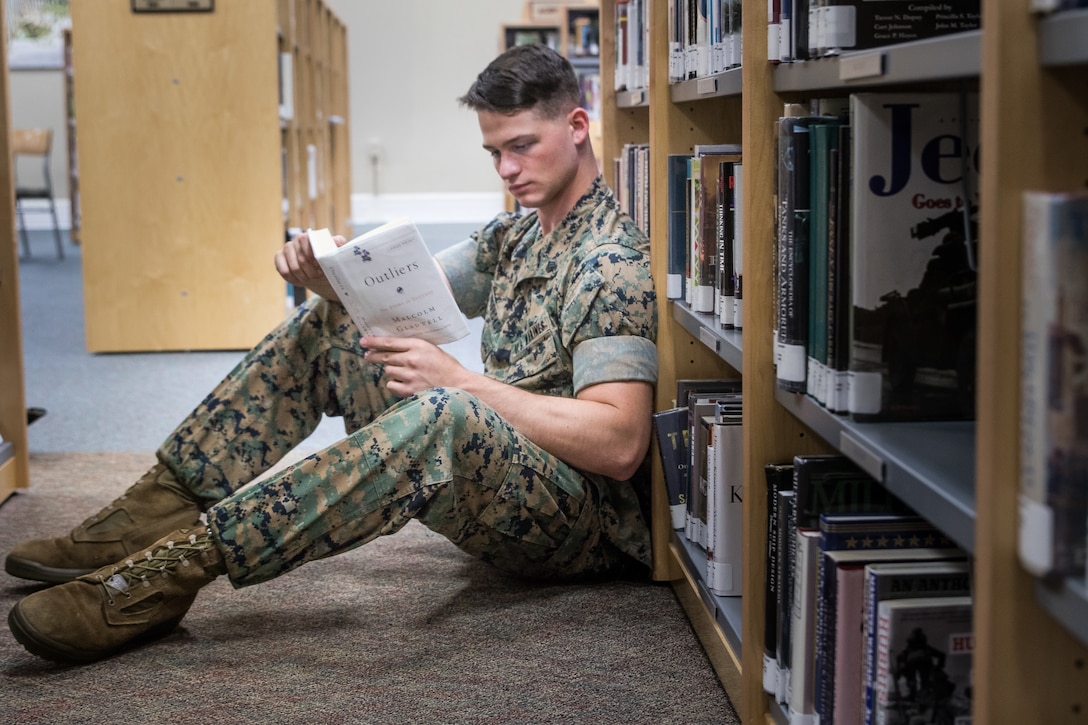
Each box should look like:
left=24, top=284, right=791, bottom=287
left=159, top=177, right=657, bottom=586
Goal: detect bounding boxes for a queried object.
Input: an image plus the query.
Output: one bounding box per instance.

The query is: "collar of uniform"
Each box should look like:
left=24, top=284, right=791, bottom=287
left=510, top=177, right=612, bottom=286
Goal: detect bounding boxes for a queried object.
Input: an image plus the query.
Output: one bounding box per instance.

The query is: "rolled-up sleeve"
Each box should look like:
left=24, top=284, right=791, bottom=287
left=572, top=335, right=657, bottom=395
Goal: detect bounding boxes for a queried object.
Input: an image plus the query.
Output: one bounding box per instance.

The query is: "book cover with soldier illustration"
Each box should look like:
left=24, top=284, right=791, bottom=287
left=873, top=596, right=973, bottom=725
left=847, top=92, right=980, bottom=422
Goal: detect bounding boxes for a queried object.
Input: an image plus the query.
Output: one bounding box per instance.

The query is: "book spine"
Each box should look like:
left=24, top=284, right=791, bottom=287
left=779, top=118, right=812, bottom=393
left=653, top=407, right=690, bottom=531
left=733, top=163, right=745, bottom=329
left=667, top=155, right=691, bottom=300
left=873, top=603, right=894, bottom=725
left=1018, top=191, right=1088, bottom=577
left=788, top=528, right=820, bottom=724
left=710, top=420, right=743, bottom=595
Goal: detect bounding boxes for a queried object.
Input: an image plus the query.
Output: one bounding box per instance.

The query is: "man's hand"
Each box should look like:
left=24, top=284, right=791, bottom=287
left=274, top=231, right=344, bottom=301
left=362, top=336, right=471, bottom=399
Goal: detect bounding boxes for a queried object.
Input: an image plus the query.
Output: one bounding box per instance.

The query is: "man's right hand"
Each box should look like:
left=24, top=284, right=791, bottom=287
left=273, top=231, right=345, bottom=301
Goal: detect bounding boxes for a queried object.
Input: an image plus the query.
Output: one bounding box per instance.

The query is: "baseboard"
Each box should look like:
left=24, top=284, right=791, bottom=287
left=17, top=194, right=507, bottom=231
left=351, top=192, right=505, bottom=226
left=13, top=199, right=72, bottom=230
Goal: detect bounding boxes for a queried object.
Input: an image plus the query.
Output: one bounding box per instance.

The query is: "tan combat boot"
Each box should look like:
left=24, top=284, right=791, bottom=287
left=4, top=463, right=205, bottom=584
left=7, top=526, right=225, bottom=664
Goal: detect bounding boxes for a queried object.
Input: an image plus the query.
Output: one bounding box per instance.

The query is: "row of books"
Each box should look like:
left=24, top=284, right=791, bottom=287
left=614, top=0, right=649, bottom=92
left=667, top=0, right=743, bottom=83
left=614, top=142, right=650, bottom=235
left=654, top=379, right=744, bottom=597
left=767, top=0, right=980, bottom=64
left=773, top=91, right=979, bottom=423
left=1018, top=190, right=1088, bottom=583
left=762, top=456, right=973, bottom=725
left=665, top=146, right=745, bottom=331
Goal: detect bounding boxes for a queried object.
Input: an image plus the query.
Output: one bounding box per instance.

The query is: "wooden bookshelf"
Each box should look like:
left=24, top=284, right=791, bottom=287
left=599, top=1, right=1088, bottom=721
left=70, top=0, right=348, bottom=352
left=0, top=0, right=30, bottom=502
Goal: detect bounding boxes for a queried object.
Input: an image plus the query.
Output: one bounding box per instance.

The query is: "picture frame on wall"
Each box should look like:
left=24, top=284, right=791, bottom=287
left=7, top=0, right=70, bottom=70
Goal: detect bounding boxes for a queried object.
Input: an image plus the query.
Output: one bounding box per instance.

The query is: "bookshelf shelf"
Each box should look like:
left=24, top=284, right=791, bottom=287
left=775, top=391, right=977, bottom=553
left=772, top=30, right=982, bottom=92
left=671, top=302, right=743, bottom=371
left=615, top=88, right=649, bottom=108
left=1036, top=576, right=1088, bottom=649
left=672, top=532, right=744, bottom=656
left=670, top=67, right=743, bottom=102
left=1039, top=8, right=1088, bottom=67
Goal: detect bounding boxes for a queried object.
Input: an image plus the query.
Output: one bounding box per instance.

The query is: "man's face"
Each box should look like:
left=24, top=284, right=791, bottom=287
left=477, top=106, right=582, bottom=214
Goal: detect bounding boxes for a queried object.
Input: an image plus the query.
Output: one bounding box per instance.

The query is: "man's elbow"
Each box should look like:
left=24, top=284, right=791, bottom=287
left=606, top=442, right=650, bottom=481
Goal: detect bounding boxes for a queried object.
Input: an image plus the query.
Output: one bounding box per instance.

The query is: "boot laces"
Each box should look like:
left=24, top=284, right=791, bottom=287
left=95, top=530, right=213, bottom=605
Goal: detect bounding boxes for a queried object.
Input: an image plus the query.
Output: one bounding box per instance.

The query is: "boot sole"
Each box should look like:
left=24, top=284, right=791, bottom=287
left=4, top=555, right=95, bottom=585
left=8, top=603, right=186, bottom=665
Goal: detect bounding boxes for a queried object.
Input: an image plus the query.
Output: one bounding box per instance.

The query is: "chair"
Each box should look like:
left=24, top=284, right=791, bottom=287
left=13, top=128, right=65, bottom=259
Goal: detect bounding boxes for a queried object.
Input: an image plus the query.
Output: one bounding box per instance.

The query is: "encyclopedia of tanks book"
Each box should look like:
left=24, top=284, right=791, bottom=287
left=308, top=219, right=471, bottom=345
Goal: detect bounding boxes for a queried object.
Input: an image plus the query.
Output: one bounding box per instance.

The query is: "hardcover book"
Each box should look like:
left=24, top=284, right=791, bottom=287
left=873, top=596, right=973, bottom=725
left=707, top=409, right=743, bottom=596
left=653, top=406, right=690, bottom=530
left=847, top=92, right=980, bottom=422
left=812, top=511, right=963, bottom=725
left=309, top=220, right=470, bottom=345
left=762, top=462, right=794, bottom=697
left=809, top=1, right=980, bottom=58
left=1018, top=190, right=1088, bottom=578
left=666, top=154, right=691, bottom=299
left=820, top=549, right=967, bottom=725
left=862, top=559, right=972, bottom=725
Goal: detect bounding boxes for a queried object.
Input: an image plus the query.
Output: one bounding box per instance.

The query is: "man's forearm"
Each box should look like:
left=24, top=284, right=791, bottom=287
left=452, top=373, right=653, bottom=481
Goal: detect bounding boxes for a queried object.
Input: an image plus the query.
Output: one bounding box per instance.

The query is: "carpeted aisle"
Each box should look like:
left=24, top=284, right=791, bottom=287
left=0, top=453, right=740, bottom=724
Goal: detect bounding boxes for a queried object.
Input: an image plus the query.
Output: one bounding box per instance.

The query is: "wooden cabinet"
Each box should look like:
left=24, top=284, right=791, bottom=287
left=1, top=0, right=30, bottom=502
left=70, top=0, right=348, bottom=352
left=599, top=1, right=1088, bottom=721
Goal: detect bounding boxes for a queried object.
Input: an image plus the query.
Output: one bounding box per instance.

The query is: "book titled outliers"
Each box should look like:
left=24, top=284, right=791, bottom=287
left=308, top=219, right=471, bottom=345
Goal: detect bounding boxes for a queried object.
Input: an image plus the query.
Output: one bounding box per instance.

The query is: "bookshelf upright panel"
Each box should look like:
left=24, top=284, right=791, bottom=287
left=974, top=1, right=1088, bottom=721
left=0, top=0, right=29, bottom=501
left=72, top=0, right=348, bottom=352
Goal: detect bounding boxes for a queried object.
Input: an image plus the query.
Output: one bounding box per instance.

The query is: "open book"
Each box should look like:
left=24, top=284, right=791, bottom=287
left=308, top=218, right=471, bottom=345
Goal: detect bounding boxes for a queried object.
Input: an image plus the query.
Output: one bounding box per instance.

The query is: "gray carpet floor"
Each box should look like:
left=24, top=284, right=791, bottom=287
left=0, top=452, right=739, bottom=724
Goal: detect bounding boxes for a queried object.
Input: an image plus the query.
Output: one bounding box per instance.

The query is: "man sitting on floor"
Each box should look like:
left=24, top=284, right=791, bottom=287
left=4, top=43, right=658, bottom=665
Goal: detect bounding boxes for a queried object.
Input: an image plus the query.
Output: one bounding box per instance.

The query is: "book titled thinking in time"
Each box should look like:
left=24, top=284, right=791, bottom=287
left=308, top=219, right=470, bottom=345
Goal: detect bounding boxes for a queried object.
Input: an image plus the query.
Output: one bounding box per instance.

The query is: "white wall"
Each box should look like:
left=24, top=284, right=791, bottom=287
left=9, top=0, right=532, bottom=225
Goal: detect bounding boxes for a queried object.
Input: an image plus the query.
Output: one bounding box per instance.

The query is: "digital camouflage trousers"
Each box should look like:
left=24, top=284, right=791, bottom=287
left=156, top=298, right=624, bottom=586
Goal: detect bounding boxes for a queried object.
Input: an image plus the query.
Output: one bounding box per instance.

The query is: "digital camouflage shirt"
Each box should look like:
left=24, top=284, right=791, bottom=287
left=436, top=176, right=659, bottom=569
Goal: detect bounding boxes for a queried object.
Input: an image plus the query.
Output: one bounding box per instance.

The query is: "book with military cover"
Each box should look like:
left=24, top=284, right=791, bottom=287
left=308, top=219, right=471, bottom=345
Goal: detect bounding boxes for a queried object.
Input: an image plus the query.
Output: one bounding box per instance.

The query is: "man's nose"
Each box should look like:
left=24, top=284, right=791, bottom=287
left=498, top=154, right=520, bottom=179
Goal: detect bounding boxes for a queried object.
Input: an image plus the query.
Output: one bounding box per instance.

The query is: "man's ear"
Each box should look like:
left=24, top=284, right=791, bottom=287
left=568, top=106, right=590, bottom=145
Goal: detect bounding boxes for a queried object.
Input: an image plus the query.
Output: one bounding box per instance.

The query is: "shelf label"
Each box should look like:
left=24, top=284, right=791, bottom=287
left=839, top=52, right=885, bottom=81
left=697, top=77, right=718, bottom=95
left=699, top=327, right=721, bottom=355
left=132, top=0, right=214, bottom=11
left=839, top=431, right=886, bottom=482
left=630, top=90, right=646, bottom=106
